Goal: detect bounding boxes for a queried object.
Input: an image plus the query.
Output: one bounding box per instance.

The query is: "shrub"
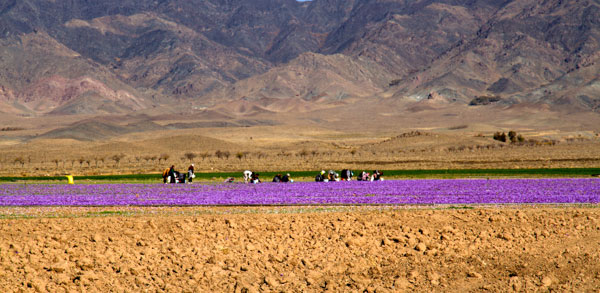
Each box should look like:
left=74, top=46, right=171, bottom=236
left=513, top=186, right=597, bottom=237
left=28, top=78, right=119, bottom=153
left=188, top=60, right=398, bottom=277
left=389, top=79, right=402, bottom=87
left=235, top=152, right=245, bottom=160
left=469, top=95, right=501, bottom=106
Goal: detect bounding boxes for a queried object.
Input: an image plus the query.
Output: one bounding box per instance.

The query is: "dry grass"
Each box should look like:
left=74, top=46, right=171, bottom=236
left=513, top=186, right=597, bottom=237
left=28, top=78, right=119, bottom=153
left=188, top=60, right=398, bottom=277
left=1, top=126, right=599, bottom=176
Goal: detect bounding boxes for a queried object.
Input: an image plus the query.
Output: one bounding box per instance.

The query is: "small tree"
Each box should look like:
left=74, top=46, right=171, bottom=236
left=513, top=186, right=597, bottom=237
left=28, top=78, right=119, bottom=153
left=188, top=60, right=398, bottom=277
left=52, top=159, right=60, bottom=168
left=199, top=152, right=212, bottom=161
left=298, top=149, right=308, bottom=158
left=78, top=158, right=85, bottom=168
left=517, top=134, right=525, bottom=143
left=508, top=131, right=517, bottom=143
left=14, top=157, right=25, bottom=167
left=184, top=152, right=197, bottom=162
left=350, top=149, right=357, bottom=157
left=159, top=154, right=170, bottom=163
left=215, top=150, right=224, bottom=159
left=493, top=132, right=507, bottom=142
left=111, top=154, right=125, bottom=167
left=499, top=132, right=507, bottom=142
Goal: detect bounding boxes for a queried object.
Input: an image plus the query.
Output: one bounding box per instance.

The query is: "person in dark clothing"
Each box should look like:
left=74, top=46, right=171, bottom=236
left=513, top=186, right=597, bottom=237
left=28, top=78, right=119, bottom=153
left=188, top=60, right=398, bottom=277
left=272, top=174, right=282, bottom=182
left=371, top=170, right=383, bottom=181
left=281, top=173, right=291, bottom=183
left=357, top=171, right=370, bottom=181
left=174, top=171, right=186, bottom=183
left=168, top=165, right=176, bottom=183
left=340, top=169, right=353, bottom=181
left=188, top=164, right=195, bottom=183
left=315, top=170, right=325, bottom=182
left=251, top=172, right=261, bottom=184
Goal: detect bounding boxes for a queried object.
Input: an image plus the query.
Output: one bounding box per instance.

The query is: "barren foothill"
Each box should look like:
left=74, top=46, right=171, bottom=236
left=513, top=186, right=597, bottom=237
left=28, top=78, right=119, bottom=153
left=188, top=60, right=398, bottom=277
left=1, top=206, right=599, bottom=291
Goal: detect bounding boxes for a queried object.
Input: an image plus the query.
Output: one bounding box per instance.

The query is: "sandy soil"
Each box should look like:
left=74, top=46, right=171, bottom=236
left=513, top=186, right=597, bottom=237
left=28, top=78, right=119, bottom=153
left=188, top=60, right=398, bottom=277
left=1, top=206, right=599, bottom=291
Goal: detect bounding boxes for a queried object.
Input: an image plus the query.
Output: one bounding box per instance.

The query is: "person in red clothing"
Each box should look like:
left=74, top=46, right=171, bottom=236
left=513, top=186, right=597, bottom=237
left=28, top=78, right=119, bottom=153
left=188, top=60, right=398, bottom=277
left=187, top=164, right=195, bottom=183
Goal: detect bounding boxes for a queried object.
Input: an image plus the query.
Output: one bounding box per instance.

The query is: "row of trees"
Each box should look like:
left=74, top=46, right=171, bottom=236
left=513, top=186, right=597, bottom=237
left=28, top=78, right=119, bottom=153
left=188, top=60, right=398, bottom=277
left=493, top=131, right=525, bottom=143
left=5, top=149, right=362, bottom=168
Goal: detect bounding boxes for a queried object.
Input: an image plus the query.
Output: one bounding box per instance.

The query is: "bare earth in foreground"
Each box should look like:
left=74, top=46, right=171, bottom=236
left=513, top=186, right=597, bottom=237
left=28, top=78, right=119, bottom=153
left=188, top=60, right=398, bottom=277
left=1, top=206, right=599, bottom=291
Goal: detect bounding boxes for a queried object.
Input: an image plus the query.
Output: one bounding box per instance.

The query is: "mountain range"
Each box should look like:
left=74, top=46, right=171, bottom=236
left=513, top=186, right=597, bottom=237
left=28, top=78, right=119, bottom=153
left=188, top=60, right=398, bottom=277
left=0, top=0, right=598, bottom=121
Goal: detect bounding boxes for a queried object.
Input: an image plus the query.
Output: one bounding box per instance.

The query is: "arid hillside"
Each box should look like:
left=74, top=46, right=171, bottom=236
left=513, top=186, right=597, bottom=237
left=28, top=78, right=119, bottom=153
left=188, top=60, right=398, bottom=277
left=0, top=0, right=598, bottom=117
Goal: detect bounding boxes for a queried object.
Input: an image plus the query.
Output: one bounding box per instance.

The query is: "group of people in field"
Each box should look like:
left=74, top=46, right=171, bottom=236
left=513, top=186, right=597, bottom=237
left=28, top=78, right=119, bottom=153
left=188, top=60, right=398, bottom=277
left=314, top=169, right=383, bottom=182
left=240, top=169, right=383, bottom=184
left=163, top=165, right=382, bottom=184
left=162, top=164, right=195, bottom=184
left=242, top=170, right=292, bottom=184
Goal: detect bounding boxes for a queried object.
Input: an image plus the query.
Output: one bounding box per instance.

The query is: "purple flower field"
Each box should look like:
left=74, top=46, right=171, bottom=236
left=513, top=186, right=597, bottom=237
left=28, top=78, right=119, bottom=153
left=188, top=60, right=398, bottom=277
left=0, top=179, right=599, bottom=206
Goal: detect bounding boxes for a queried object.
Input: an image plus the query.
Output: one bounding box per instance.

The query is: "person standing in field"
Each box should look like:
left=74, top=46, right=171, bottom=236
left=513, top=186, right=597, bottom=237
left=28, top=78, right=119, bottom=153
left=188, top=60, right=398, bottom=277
left=162, top=167, right=170, bottom=184
left=168, top=165, right=176, bottom=183
left=188, top=164, right=195, bottom=184
left=243, top=170, right=253, bottom=183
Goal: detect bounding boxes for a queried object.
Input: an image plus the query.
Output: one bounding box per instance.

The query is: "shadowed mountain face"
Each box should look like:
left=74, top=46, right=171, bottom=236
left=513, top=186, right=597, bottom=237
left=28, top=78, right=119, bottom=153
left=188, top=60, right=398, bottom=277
left=0, top=0, right=598, bottom=117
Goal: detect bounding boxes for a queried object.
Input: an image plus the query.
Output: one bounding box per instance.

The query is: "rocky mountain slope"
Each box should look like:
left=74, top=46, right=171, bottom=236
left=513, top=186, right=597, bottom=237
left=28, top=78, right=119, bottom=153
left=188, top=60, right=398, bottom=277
left=0, top=0, right=598, bottom=117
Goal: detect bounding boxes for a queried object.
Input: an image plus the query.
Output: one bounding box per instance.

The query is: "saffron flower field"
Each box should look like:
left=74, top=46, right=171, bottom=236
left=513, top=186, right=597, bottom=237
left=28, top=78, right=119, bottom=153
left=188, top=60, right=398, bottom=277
left=0, top=178, right=598, bottom=206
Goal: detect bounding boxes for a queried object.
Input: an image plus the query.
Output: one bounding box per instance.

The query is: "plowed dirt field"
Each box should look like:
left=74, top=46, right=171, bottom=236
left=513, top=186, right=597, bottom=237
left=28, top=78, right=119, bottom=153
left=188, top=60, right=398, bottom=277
left=1, top=206, right=599, bottom=291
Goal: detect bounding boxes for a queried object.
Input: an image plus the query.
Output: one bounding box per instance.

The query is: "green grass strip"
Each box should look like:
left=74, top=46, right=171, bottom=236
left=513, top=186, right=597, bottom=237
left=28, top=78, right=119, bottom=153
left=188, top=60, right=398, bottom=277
left=0, top=167, right=598, bottom=183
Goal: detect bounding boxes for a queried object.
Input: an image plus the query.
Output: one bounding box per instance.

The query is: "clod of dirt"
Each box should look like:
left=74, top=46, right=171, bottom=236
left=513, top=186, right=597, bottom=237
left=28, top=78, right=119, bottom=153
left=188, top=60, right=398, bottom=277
left=509, top=276, right=521, bottom=291
left=75, top=258, right=94, bottom=270
left=541, top=276, right=553, bottom=287
left=415, top=243, right=427, bottom=252
left=467, top=271, right=482, bottom=279
left=48, top=262, right=68, bottom=273
left=394, top=277, right=410, bottom=289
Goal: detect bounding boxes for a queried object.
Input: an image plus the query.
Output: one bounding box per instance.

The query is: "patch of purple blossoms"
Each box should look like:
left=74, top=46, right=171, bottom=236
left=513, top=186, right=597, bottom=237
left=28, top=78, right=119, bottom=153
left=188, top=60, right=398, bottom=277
left=0, top=179, right=598, bottom=206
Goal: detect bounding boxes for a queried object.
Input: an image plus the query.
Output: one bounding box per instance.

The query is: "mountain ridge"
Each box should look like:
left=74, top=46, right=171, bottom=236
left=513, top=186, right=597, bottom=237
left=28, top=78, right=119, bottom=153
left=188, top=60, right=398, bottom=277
left=0, top=0, right=598, bottom=121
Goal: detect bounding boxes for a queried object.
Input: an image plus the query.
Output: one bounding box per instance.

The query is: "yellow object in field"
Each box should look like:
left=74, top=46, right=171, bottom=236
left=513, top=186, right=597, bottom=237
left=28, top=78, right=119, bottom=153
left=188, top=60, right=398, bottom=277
left=66, top=175, right=74, bottom=184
